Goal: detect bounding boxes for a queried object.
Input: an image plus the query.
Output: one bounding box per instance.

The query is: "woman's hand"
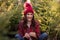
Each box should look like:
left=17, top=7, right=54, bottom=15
left=23, top=33, right=30, bottom=38
left=29, top=32, right=37, bottom=38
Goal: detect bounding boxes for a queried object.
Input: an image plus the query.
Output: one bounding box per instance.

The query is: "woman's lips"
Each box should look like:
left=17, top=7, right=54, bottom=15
left=28, top=17, right=32, bottom=19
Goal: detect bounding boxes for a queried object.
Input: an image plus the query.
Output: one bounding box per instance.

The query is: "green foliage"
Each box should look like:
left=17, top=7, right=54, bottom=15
left=5, top=11, right=22, bottom=35
left=0, top=0, right=23, bottom=40
left=32, top=0, right=60, bottom=39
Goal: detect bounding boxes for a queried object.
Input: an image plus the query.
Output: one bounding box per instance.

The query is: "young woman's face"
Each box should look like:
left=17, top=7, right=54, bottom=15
left=26, top=13, right=33, bottom=22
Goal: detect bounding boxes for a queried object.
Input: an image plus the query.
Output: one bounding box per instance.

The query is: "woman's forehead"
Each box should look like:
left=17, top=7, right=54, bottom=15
left=27, top=12, right=33, bottom=14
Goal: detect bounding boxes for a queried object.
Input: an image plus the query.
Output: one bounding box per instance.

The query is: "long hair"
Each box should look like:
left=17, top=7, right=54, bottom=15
left=22, top=15, right=36, bottom=29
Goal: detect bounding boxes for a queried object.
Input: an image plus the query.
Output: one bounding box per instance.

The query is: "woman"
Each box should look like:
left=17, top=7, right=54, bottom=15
left=15, top=0, right=48, bottom=40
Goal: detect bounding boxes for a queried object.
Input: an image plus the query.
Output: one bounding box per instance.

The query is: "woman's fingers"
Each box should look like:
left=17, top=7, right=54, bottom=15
left=24, top=33, right=30, bottom=38
left=29, top=32, right=36, bottom=37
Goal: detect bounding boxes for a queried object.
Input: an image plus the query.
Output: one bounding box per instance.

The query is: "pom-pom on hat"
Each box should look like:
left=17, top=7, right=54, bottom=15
left=24, top=2, right=34, bottom=15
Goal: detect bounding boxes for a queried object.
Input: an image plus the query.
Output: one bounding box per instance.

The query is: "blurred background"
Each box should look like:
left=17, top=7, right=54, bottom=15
left=0, top=0, right=60, bottom=40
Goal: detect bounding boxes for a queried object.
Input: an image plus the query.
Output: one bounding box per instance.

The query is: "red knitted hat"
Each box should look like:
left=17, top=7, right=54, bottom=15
left=24, top=3, right=34, bottom=15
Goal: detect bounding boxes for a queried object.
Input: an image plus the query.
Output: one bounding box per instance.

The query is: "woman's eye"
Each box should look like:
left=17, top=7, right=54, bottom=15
left=27, top=14, right=32, bottom=15
left=27, top=13, right=33, bottom=15
left=27, top=14, right=29, bottom=15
